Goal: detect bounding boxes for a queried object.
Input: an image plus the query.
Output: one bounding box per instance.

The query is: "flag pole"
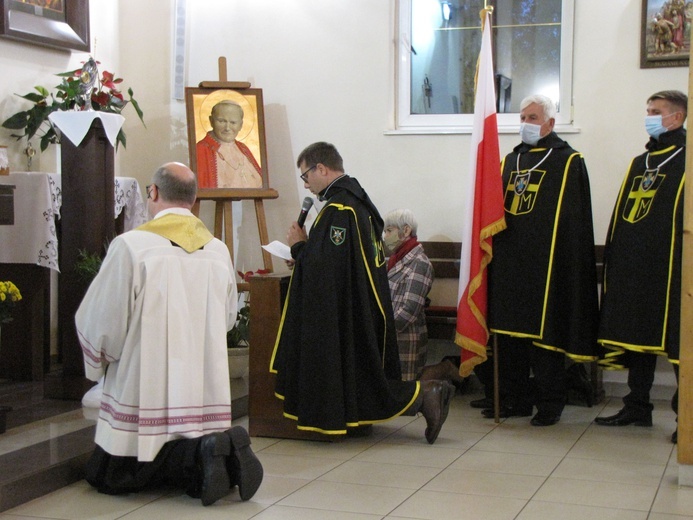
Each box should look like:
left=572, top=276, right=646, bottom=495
left=455, top=2, right=505, bottom=421
left=478, top=5, right=501, bottom=424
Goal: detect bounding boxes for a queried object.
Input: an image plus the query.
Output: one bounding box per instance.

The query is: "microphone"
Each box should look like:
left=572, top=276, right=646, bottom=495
left=297, top=196, right=314, bottom=228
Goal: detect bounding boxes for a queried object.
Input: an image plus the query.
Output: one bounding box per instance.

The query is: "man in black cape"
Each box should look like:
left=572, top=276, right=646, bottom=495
left=487, top=95, right=599, bottom=426
left=595, top=90, right=686, bottom=444
left=271, top=142, right=453, bottom=444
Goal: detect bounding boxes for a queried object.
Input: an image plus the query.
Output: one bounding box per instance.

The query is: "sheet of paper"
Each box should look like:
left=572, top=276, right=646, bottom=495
left=262, top=240, right=292, bottom=261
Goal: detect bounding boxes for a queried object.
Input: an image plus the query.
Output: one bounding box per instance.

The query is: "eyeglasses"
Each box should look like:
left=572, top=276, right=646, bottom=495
left=146, top=184, right=156, bottom=199
left=299, top=165, right=317, bottom=182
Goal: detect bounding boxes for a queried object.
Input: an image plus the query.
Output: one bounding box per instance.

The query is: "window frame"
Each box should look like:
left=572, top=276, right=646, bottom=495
left=393, top=0, right=576, bottom=135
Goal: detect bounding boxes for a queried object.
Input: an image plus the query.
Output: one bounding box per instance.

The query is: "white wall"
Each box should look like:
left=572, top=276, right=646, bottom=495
left=0, top=1, right=120, bottom=173
left=0, top=1, right=687, bottom=393
left=2, top=1, right=687, bottom=268
left=180, top=0, right=687, bottom=293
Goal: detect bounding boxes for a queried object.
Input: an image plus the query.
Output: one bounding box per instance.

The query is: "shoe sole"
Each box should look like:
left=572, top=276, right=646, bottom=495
left=530, top=417, right=560, bottom=426
left=594, top=417, right=653, bottom=427
left=200, top=433, right=231, bottom=506
left=228, top=426, right=264, bottom=501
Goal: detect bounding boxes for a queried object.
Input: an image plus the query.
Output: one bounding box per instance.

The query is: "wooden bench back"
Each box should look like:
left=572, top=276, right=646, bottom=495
left=421, top=241, right=605, bottom=281
left=419, top=241, right=606, bottom=340
left=420, top=241, right=461, bottom=279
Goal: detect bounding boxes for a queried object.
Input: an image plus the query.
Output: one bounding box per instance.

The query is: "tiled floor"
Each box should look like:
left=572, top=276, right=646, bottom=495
left=0, top=392, right=691, bottom=520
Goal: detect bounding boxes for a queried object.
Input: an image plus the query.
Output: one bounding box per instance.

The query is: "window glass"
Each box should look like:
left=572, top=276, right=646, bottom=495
left=397, top=0, right=574, bottom=132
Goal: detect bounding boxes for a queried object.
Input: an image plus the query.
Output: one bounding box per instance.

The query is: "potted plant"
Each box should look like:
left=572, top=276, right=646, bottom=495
left=227, top=294, right=250, bottom=379
left=0, top=280, right=22, bottom=433
left=0, top=280, right=22, bottom=325
left=1, top=59, right=144, bottom=152
left=227, top=269, right=268, bottom=379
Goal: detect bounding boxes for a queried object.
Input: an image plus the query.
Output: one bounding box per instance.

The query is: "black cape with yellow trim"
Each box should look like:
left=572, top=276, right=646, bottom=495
left=488, top=132, right=599, bottom=360
left=598, top=128, right=685, bottom=368
left=271, top=175, right=419, bottom=434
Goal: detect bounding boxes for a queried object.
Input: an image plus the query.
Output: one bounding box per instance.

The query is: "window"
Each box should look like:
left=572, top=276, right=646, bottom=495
left=395, top=0, right=575, bottom=133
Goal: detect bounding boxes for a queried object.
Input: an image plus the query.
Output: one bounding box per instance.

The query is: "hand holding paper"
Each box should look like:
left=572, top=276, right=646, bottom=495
left=262, top=240, right=292, bottom=261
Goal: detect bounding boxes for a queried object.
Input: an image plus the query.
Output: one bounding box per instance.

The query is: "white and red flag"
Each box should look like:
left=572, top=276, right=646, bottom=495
left=455, top=8, right=506, bottom=377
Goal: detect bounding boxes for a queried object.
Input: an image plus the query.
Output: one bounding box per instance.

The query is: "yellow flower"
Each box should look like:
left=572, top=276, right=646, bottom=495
left=0, top=280, right=22, bottom=323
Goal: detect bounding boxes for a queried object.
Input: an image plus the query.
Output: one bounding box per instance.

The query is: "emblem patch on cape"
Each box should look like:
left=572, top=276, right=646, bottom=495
left=504, top=169, right=546, bottom=215
left=330, top=226, right=346, bottom=245
left=372, top=225, right=386, bottom=266
left=641, top=168, right=658, bottom=191
left=514, top=172, right=530, bottom=195
left=623, top=172, right=665, bottom=223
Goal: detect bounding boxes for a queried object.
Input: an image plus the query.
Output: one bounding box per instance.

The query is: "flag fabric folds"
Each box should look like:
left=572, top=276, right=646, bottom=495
left=455, top=9, right=506, bottom=377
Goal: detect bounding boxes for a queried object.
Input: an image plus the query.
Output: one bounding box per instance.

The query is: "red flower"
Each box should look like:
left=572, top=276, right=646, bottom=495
left=100, top=70, right=117, bottom=90
left=91, top=91, right=109, bottom=106
left=237, top=269, right=270, bottom=282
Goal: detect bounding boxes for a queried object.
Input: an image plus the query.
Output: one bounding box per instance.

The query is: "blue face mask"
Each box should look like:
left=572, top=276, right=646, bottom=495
left=645, top=115, right=667, bottom=138
left=519, top=122, right=542, bottom=145
left=645, top=112, right=679, bottom=139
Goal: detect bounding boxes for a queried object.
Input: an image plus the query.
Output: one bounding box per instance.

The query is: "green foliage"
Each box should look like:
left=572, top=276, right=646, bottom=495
left=74, top=249, right=104, bottom=283
left=1, top=64, right=145, bottom=152
left=227, top=299, right=250, bottom=348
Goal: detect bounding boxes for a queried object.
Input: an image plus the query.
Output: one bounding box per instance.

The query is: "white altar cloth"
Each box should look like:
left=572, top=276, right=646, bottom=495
left=0, top=172, right=147, bottom=271
left=48, top=112, right=125, bottom=148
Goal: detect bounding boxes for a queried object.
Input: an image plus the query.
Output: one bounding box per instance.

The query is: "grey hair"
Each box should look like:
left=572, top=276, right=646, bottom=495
left=384, top=209, right=418, bottom=236
left=153, top=165, right=197, bottom=205
left=211, top=100, right=244, bottom=118
left=520, top=95, right=556, bottom=121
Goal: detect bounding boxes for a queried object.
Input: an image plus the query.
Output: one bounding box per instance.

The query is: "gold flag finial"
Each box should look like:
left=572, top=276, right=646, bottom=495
left=480, top=4, right=494, bottom=26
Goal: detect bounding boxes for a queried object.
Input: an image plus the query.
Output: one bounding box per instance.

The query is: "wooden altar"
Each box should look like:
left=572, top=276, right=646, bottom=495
left=47, top=118, right=117, bottom=399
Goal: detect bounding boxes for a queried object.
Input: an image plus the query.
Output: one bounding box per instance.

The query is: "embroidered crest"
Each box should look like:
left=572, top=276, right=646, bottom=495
left=372, top=224, right=386, bottom=267
left=641, top=168, right=658, bottom=191
left=623, top=172, right=664, bottom=223
left=330, top=226, right=346, bottom=245
left=514, top=172, right=531, bottom=195
left=504, top=169, right=546, bottom=215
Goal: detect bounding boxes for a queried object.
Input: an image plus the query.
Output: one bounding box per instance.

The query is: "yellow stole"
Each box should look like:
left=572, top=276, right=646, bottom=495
left=136, top=213, right=214, bottom=253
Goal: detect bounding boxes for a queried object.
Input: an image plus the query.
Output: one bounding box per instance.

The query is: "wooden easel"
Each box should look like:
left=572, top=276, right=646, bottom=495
left=191, top=57, right=279, bottom=272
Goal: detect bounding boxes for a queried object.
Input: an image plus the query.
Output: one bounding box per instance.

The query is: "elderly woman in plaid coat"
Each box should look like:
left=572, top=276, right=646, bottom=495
left=383, top=209, right=435, bottom=381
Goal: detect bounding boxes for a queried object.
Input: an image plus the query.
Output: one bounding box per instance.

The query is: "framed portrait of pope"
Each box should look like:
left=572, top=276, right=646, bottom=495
left=185, top=87, right=270, bottom=195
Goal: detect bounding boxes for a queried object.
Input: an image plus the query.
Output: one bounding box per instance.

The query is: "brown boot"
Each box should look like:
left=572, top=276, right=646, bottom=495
left=419, top=380, right=455, bottom=444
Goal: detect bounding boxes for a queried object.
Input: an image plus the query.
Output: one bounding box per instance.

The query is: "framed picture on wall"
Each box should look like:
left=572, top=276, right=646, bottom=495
left=0, top=0, right=90, bottom=52
left=641, top=0, right=690, bottom=68
left=185, top=87, right=270, bottom=196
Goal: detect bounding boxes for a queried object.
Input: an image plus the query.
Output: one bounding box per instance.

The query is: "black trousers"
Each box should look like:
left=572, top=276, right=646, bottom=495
left=497, top=335, right=566, bottom=416
left=85, top=438, right=203, bottom=496
left=622, top=350, right=679, bottom=416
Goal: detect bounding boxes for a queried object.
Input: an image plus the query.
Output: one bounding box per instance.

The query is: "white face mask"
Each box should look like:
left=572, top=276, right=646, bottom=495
left=519, top=122, right=542, bottom=145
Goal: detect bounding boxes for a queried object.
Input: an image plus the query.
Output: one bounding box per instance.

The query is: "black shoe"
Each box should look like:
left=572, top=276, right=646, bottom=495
left=481, top=405, right=532, bottom=419
left=672, top=430, right=678, bottom=444
left=470, top=397, right=494, bottom=409
left=198, top=432, right=231, bottom=506
left=226, top=426, right=263, bottom=501
left=530, top=411, right=561, bottom=426
left=594, top=408, right=652, bottom=427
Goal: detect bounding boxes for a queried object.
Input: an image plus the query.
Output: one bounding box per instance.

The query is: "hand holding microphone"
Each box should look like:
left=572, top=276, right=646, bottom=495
left=287, top=196, right=314, bottom=247
left=297, top=196, right=314, bottom=228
